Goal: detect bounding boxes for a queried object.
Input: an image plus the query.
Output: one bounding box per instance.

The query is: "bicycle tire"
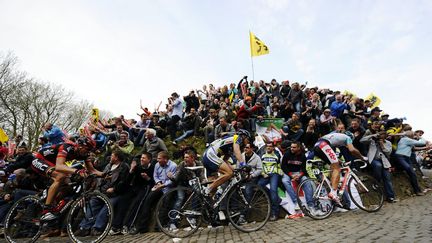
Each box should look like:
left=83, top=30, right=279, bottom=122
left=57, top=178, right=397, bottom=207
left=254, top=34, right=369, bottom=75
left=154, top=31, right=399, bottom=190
left=296, top=178, right=334, bottom=220
left=226, top=183, right=270, bottom=232
left=66, top=191, right=113, bottom=243
left=4, top=195, right=44, bottom=243
left=156, top=186, right=203, bottom=238
left=348, top=173, right=384, bottom=212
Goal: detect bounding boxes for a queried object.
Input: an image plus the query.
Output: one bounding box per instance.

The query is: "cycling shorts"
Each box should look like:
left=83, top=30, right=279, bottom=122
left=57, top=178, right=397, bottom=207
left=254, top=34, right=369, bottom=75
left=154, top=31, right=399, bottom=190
left=313, top=139, right=338, bottom=164
left=202, top=147, right=224, bottom=175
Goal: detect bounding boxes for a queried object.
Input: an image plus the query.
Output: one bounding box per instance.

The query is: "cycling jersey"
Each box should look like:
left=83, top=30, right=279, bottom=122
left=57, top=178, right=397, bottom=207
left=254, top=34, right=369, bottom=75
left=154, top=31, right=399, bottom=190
left=203, top=134, right=242, bottom=173
left=32, top=142, right=82, bottom=176
left=321, top=133, right=353, bottom=147
left=314, top=133, right=352, bottom=164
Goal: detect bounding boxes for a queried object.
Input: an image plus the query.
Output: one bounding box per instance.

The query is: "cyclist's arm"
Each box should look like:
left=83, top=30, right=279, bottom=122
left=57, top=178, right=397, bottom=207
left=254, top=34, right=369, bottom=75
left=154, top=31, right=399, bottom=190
left=84, top=159, right=104, bottom=177
left=346, top=144, right=367, bottom=161
left=55, top=156, right=77, bottom=174
left=233, top=143, right=243, bottom=163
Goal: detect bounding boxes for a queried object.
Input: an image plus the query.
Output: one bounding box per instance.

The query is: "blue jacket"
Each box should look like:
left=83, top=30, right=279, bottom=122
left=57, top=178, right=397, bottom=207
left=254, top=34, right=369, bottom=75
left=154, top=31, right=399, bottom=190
left=44, top=125, right=65, bottom=145
left=330, top=101, right=347, bottom=118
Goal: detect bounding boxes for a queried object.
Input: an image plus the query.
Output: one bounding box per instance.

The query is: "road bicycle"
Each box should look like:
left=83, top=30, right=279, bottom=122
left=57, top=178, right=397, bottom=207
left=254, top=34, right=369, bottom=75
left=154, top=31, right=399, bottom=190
left=155, top=165, right=271, bottom=238
left=296, top=159, right=384, bottom=220
left=4, top=173, right=113, bottom=243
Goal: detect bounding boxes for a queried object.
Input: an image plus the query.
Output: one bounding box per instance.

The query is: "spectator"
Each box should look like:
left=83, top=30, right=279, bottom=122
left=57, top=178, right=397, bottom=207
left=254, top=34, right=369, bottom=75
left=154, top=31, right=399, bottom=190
left=172, top=108, right=202, bottom=145
left=258, top=143, right=281, bottom=221
left=42, top=123, right=65, bottom=145
left=5, top=145, right=34, bottom=174
left=348, top=118, right=366, bottom=154
left=281, top=142, right=312, bottom=218
left=109, top=131, right=134, bottom=156
left=282, top=112, right=304, bottom=141
left=76, top=150, right=130, bottom=237
left=184, top=90, right=200, bottom=113
left=122, top=153, right=155, bottom=235
left=169, top=150, right=205, bottom=186
left=367, top=107, right=382, bottom=126
left=129, top=114, right=154, bottom=146
left=167, top=92, right=184, bottom=139
left=279, top=80, right=291, bottom=99
left=0, top=169, right=42, bottom=226
left=0, top=142, right=8, bottom=167
left=214, top=117, right=235, bottom=139
left=131, top=151, right=177, bottom=234
left=97, top=124, right=126, bottom=143
left=201, top=108, right=219, bottom=146
left=302, top=119, right=320, bottom=150
left=287, top=82, right=304, bottom=112
left=394, top=131, right=429, bottom=196
left=89, top=127, right=107, bottom=150
left=141, top=128, right=168, bottom=160
left=330, top=95, right=348, bottom=119
left=238, top=143, right=262, bottom=183
left=319, top=108, right=336, bottom=135
left=360, top=130, right=397, bottom=202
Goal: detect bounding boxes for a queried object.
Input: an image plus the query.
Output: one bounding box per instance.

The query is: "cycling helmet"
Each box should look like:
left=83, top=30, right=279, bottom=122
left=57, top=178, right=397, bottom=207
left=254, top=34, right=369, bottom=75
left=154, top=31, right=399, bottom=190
left=344, top=131, right=354, bottom=140
left=76, top=136, right=96, bottom=150
left=237, top=129, right=251, bottom=139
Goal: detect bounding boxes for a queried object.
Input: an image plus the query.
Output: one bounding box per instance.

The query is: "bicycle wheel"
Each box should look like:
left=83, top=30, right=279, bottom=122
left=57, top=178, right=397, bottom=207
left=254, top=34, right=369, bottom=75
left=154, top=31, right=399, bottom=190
left=67, top=191, right=113, bottom=243
left=348, top=173, right=384, bottom=212
left=297, top=178, right=334, bottom=220
left=4, top=195, right=44, bottom=243
left=226, top=183, right=270, bottom=232
left=156, top=186, right=203, bottom=238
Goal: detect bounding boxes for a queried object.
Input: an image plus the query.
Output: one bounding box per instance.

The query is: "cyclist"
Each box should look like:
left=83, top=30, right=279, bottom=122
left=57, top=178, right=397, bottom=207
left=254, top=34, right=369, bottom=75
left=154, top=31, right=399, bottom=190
left=311, top=132, right=367, bottom=204
left=32, top=136, right=102, bottom=221
left=202, top=129, right=251, bottom=197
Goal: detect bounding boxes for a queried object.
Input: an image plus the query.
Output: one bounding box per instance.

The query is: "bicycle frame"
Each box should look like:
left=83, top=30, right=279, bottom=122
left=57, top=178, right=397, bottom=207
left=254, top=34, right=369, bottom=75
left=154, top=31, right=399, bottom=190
left=313, top=161, right=370, bottom=200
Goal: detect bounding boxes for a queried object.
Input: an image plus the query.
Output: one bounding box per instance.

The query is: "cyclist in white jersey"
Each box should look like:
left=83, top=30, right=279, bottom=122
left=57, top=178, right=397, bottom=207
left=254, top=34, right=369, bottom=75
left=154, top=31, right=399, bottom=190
left=202, top=129, right=250, bottom=196
left=312, top=132, right=367, bottom=204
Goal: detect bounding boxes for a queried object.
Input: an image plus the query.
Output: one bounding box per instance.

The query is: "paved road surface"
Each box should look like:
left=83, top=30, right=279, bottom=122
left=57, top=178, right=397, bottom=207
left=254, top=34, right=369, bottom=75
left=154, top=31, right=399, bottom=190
left=39, top=193, right=432, bottom=243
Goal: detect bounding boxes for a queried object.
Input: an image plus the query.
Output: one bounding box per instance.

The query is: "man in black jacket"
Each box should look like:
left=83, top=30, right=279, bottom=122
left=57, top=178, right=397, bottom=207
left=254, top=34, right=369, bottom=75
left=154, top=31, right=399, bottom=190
left=5, top=145, right=34, bottom=173
left=75, top=150, right=130, bottom=236
left=172, top=108, right=202, bottom=145
left=121, top=152, right=155, bottom=234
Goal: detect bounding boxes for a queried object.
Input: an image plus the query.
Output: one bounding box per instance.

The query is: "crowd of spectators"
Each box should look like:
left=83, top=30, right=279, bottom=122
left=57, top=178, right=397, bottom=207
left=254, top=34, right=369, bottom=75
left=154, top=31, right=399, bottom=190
left=0, top=76, right=431, bottom=237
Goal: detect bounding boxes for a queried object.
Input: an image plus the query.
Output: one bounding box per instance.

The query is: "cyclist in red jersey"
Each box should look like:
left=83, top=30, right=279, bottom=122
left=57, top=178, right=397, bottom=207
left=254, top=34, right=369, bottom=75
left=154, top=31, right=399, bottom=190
left=32, top=136, right=103, bottom=221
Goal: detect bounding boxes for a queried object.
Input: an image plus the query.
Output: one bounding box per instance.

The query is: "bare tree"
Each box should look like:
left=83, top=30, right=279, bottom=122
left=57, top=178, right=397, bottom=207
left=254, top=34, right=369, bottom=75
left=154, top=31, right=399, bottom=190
left=1, top=52, right=112, bottom=149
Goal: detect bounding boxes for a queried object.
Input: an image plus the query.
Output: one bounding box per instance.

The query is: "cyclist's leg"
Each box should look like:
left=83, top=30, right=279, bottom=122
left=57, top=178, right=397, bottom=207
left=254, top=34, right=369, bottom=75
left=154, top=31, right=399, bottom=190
left=45, top=170, right=67, bottom=205
left=314, top=141, right=340, bottom=191
left=329, top=163, right=341, bottom=191
left=209, top=162, right=233, bottom=193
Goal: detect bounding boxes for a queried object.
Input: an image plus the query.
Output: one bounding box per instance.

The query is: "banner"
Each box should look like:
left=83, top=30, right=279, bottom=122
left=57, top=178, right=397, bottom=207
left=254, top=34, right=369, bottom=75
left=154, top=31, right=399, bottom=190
left=255, top=118, right=284, bottom=149
left=0, top=128, right=9, bottom=143
left=250, top=31, right=269, bottom=57
left=365, top=93, right=381, bottom=109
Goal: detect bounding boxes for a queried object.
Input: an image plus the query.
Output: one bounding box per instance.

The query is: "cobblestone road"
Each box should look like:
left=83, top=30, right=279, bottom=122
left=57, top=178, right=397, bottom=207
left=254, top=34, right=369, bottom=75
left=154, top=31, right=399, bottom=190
left=38, top=193, right=432, bottom=243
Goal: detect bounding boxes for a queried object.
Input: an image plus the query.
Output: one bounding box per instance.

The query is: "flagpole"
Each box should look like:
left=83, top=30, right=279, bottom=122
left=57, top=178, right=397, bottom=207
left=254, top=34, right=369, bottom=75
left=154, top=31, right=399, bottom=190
left=249, top=30, right=255, bottom=82
left=251, top=55, right=255, bottom=82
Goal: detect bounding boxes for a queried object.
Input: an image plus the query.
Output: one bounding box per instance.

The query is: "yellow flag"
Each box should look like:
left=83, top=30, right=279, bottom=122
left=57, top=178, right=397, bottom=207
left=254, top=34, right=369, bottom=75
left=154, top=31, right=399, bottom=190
left=91, top=108, right=99, bottom=123
left=229, top=91, right=235, bottom=104
left=250, top=31, right=269, bottom=57
left=0, top=128, right=9, bottom=143
left=365, top=93, right=381, bottom=108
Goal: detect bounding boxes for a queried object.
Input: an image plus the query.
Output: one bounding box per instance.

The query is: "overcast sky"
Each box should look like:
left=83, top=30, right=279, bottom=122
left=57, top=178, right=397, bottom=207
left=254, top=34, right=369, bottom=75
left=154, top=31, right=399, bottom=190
left=1, top=0, right=431, bottom=138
